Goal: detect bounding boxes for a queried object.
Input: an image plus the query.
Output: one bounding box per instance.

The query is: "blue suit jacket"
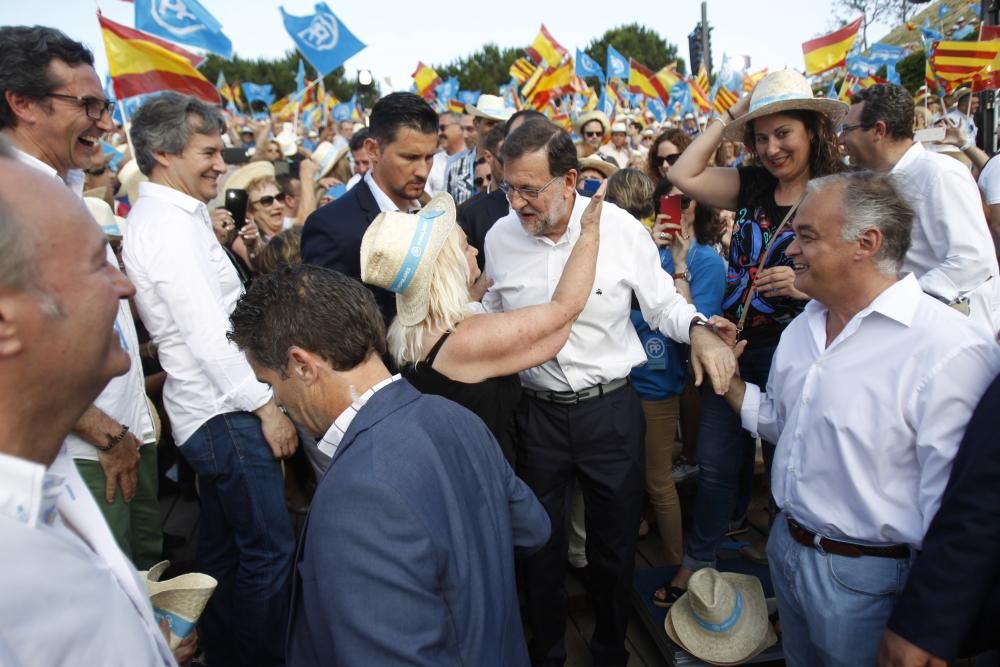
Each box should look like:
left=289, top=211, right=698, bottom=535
left=300, top=179, right=396, bottom=324
left=286, top=380, right=550, bottom=666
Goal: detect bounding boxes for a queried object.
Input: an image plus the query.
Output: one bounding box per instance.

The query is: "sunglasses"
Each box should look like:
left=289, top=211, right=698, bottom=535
left=653, top=153, right=681, bottom=167
left=85, top=166, right=107, bottom=176
left=252, top=194, right=286, bottom=206
left=474, top=174, right=493, bottom=187
left=583, top=130, right=604, bottom=138
left=680, top=195, right=692, bottom=210
left=45, top=93, right=115, bottom=120
left=439, top=123, right=455, bottom=132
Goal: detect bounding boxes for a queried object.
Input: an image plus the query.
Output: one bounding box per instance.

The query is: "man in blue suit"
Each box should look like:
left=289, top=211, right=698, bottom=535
left=228, top=266, right=550, bottom=667
left=301, top=93, right=439, bottom=325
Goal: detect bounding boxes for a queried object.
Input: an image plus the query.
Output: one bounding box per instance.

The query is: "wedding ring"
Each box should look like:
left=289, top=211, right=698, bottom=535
left=659, top=232, right=667, bottom=239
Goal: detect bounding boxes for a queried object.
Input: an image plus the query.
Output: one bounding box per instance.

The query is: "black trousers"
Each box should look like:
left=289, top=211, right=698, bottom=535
left=516, top=384, right=645, bottom=667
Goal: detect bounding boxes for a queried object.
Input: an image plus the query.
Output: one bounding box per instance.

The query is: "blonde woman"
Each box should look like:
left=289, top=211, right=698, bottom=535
left=362, top=185, right=604, bottom=462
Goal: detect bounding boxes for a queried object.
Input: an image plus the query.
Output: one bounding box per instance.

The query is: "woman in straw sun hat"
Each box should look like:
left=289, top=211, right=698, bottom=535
left=655, top=69, right=846, bottom=608
left=361, top=184, right=604, bottom=463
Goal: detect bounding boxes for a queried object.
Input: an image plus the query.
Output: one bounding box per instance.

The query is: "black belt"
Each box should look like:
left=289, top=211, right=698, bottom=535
left=787, top=518, right=910, bottom=559
left=522, top=377, right=629, bottom=405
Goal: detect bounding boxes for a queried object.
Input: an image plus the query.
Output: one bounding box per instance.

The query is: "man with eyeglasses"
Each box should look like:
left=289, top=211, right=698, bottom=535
left=0, top=25, right=166, bottom=573
left=483, top=120, right=735, bottom=667
left=840, top=83, right=999, bottom=334
left=427, top=111, right=464, bottom=195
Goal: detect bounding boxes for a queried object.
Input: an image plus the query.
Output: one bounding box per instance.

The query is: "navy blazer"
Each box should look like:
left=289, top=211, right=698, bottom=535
left=286, top=380, right=550, bottom=667
left=458, top=189, right=508, bottom=273
left=301, top=180, right=396, bottom=324
left=887, top=372, right=1000, bottom=660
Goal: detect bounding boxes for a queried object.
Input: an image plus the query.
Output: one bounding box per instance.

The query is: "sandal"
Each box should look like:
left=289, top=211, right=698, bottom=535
left=652, top=584, right=687, bottom=608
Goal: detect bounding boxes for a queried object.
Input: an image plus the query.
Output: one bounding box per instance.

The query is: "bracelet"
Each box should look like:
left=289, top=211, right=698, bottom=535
left=708, top=116, right=727, bottom=130
left=726, top=108, right=737, bottom=122
left=97, top=424, right=130, bottom=452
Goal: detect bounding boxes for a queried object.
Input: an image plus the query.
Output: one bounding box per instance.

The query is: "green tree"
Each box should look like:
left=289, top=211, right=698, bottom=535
left=434, top=44, right=524, bottom=93
left=585, top=23, right=685, bottom=80
left=896, top=49, right=927, bottom=94
left=830, top=0, right=905, bottom=50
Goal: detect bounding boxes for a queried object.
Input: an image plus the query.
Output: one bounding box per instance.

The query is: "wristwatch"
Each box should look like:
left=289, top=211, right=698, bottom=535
left=672, top=267, right=692, bottom=282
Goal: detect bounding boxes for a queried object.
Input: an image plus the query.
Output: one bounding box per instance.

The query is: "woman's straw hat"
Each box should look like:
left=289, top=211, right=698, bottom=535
left=723, top=69, right=848, bottom=140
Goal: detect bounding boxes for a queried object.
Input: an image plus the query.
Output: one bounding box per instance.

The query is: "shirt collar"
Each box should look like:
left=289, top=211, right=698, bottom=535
left=316, top=374, right=402, bottom=458
left=364, top=172, right=419, bottom=214
left=0, top=452, right=65, bottom=529
left=805, top=273, right=922, bottom=335
left=890, top=141, right=923, bottom=174
left=13, top=148, right=85, bottom=197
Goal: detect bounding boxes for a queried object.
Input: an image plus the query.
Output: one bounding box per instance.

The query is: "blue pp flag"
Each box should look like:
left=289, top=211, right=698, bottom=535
left=670, top=81, right=693, bottom=116
left=952, top=25, right=975, bottom=40
left=826, top=80, right=837, bottom=99
left=938, top=4, right=949, bottom=21
left=458, top=90, right=480, bottom=106
left=437, top=76, right=459, bottom=103
left=281, top=3, right=366, bottom=78
left=576, top=48, right=605, bottom=81
left=921, top=20, right=944, bottom=42
left=846, top=54, right=878, bottom=78
left=134, top=0, right=233, bottom=59
left=869, top=44, right=904, bottom=66
left=606, top=45, right=629, bottom=81
left=332, top=101, right=353, bottom=122
left=647, top=98, right=667, bottom=122
left=242, top=82, right=275, bottom=107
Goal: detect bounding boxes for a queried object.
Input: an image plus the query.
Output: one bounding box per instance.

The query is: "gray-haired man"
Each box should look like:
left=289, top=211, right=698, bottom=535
left=718, top=172, right=1000, bottom=666
left=123, top=92, right=296, bottom=667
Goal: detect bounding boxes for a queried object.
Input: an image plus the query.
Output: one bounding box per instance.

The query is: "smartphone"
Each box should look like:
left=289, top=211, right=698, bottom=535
left=222, top=147, right=249, bottom=165
left=580, top=178, right=601, bottom=196
left=658, top=194, right=683, bottom=234
left=224, top=189, right=249, bottom=231
left=914, top=127, right=946, bottom=143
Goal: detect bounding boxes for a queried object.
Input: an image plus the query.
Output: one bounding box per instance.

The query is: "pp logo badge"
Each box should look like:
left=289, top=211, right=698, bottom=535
left=644, top=338, right=665, bottom=359
left=150, top=0, right=205, bottom=37
left=298, top=12, right=340, bottom=51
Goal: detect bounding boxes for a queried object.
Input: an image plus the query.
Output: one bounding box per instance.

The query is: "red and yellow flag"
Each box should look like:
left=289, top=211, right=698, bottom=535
left=509, top=57, right=536, bottom=85
left=689, top=77, right=711, bottom=112
left=522, top=61, right=573, bottom=104
left=802, top=17, right=863, bottom=75
left=972, top=26, right=1000, bottom=92
left=526, top=24, right=568, bottom=67
left=695, top=64, right=710, bottom=97
left=931, top=39, right=1000, bottom=90
left=628, top=58, right=670, bottom=104
left=744, top=68, right=768, bottom=93
left=99, top=13, right=219, bottom=104
left=713, top=87, right=739, bottom=114
left=447, top=99, right=465, bottom=114
left=412, top=62, right=442, bottom=100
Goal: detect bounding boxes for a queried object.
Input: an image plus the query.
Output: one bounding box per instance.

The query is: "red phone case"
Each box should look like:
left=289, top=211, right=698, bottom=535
left=659, top=195, right=682, bottom=235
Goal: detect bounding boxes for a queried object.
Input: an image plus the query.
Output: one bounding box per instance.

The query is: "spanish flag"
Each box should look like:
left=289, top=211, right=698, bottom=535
left=526, top=24, right=568, bottom=67
left=522, top=62, right=574, bottom=108
left=931, top=40, right=1000, bottom=89
left=628, top=58, right=670, bottom=105
left=656, top=64, right=682, bottom=90
left=412, top=62, right=442, bottom=100
left=98, top=14, right=219, bottom=104
left=801, top=17, right=863, bottom=76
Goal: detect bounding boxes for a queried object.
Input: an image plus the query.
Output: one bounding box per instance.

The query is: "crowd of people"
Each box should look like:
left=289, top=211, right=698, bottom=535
left=2, top=21, right=1000, bottom=667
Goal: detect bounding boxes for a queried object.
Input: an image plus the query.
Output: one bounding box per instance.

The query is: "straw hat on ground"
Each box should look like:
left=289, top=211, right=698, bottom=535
left=360, top=192, right=456, bottom=326
left=464, top=94, right=514, bottom=122
left=578, top=156, right=619, bottom=179
left=140, top=560, right=218, bottom=650
left=224, top=161, right=275, bottom=192
left=310, top=141, right=348, bottom=181
left=664, top=568, right=777, bottom=665
left=723, top=69, right=848, bottom=140
left=575, top=110, right=611, bottom=140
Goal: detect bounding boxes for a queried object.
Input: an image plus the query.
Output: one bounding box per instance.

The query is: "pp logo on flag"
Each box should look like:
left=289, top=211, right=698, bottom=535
left=151, top=0, right=206, bottom=36
left=298, top=12, right=340, bottom=51
left=610, top=60, right=625, bottom=77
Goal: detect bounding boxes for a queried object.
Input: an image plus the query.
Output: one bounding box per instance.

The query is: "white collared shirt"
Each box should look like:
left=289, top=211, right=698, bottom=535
left=123, top=182, right=272, bottom=446
left=316, top=375, right=401, bottom=458
left=597, top=144, right=631, bottom=169
left=740, top=275, right=1000, bottom=549
left=364, top=171, right=419, bottom=214
left=0, top=452, right=175, bottom=665
left=892, top=141, right=999, bottom=332
left=483, top=195, right=699, bottom=392
left=12, top=147, right=155, bottom=459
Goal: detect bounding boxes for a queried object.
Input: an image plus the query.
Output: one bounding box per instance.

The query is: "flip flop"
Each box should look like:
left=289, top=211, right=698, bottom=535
left=652, top=584, right=687, bottom=609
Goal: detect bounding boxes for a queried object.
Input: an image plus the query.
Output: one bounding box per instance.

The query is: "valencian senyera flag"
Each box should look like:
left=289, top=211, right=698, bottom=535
left=98, top=13, right=219, bottom=105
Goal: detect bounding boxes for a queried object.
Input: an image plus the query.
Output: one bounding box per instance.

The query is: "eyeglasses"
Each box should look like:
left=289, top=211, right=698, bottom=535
left=838, top=123, right=872, bottom=135
left=474, top=174, right=493, bottom=187
left=499, top=175, right=560, bottom=201
left=85, top=166, right=107, bottom=177
left=653, top=154, right=681, bottom=167
left=439, top=124, right=455, bottom=132
left=45, top=93, right=115, bottom=120
left=680, top=195, right=692, bottom=210
left=252, top=194, right=285, bottom=206
left=583, top=130, right=604, bottom=138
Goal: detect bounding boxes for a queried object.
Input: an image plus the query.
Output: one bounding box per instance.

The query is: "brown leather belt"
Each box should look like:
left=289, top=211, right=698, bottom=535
left=786, top=518, right=910, bottom=559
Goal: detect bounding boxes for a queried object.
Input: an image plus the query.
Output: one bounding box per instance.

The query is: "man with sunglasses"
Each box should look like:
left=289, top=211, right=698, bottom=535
left=840, top=83, right=999, bottom=334
left=0, top=26, right=165, bottom=571
left=483, top=120, right=735, bottom=667
left=427, top=111, right=465, bottom=196
left=575, top=110, right=610, bottom=150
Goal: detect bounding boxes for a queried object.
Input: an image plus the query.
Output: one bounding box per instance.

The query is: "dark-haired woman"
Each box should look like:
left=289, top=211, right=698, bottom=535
left=657, top=70, right=848, bottom=605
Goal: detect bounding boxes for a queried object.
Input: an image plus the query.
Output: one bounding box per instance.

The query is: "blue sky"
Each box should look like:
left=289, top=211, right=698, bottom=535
left=2, top=0, right=898, bottom=92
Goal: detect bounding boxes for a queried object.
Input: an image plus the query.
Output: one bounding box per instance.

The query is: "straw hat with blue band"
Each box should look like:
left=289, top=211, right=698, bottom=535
left=360, top=192, right=457, bottom=326
left=722, top=69, right=849, bottom=141
left=309, top=141, right=348, bottom=181
left=664, top=568, right=776, bottom=665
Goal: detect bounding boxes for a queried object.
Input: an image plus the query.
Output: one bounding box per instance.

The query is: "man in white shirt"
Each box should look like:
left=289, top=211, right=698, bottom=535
left=483, top=120, right=735, bottom=666
left=0, top=144, right=179, bottom=666
left=720, top=172, right=1000, bottom=666
left=0, top=25, right=161, bottom=567
left=124, top=93, right=297, bottom=667
left=427, top=111, right=464, bottom=196
left=840, top=83, right=999, bottom=333
left=597, top=121, right=631, bottom=169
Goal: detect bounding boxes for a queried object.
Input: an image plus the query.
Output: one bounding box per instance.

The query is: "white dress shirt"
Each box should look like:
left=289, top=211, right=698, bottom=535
left=483, top=195, right=698, bottom=392
left=597, top=145, right=631, bottom=169
left=740, top=275, right=1000, bottom=549
left=892, top=141, right=999, bottom=332
left=363, top=171, right=419, bottom=213
left=0, top=452, right=175, bottom=665
left=11, top=148, right=155, bottom=460
left=123, top=182, right=272, bottom=446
